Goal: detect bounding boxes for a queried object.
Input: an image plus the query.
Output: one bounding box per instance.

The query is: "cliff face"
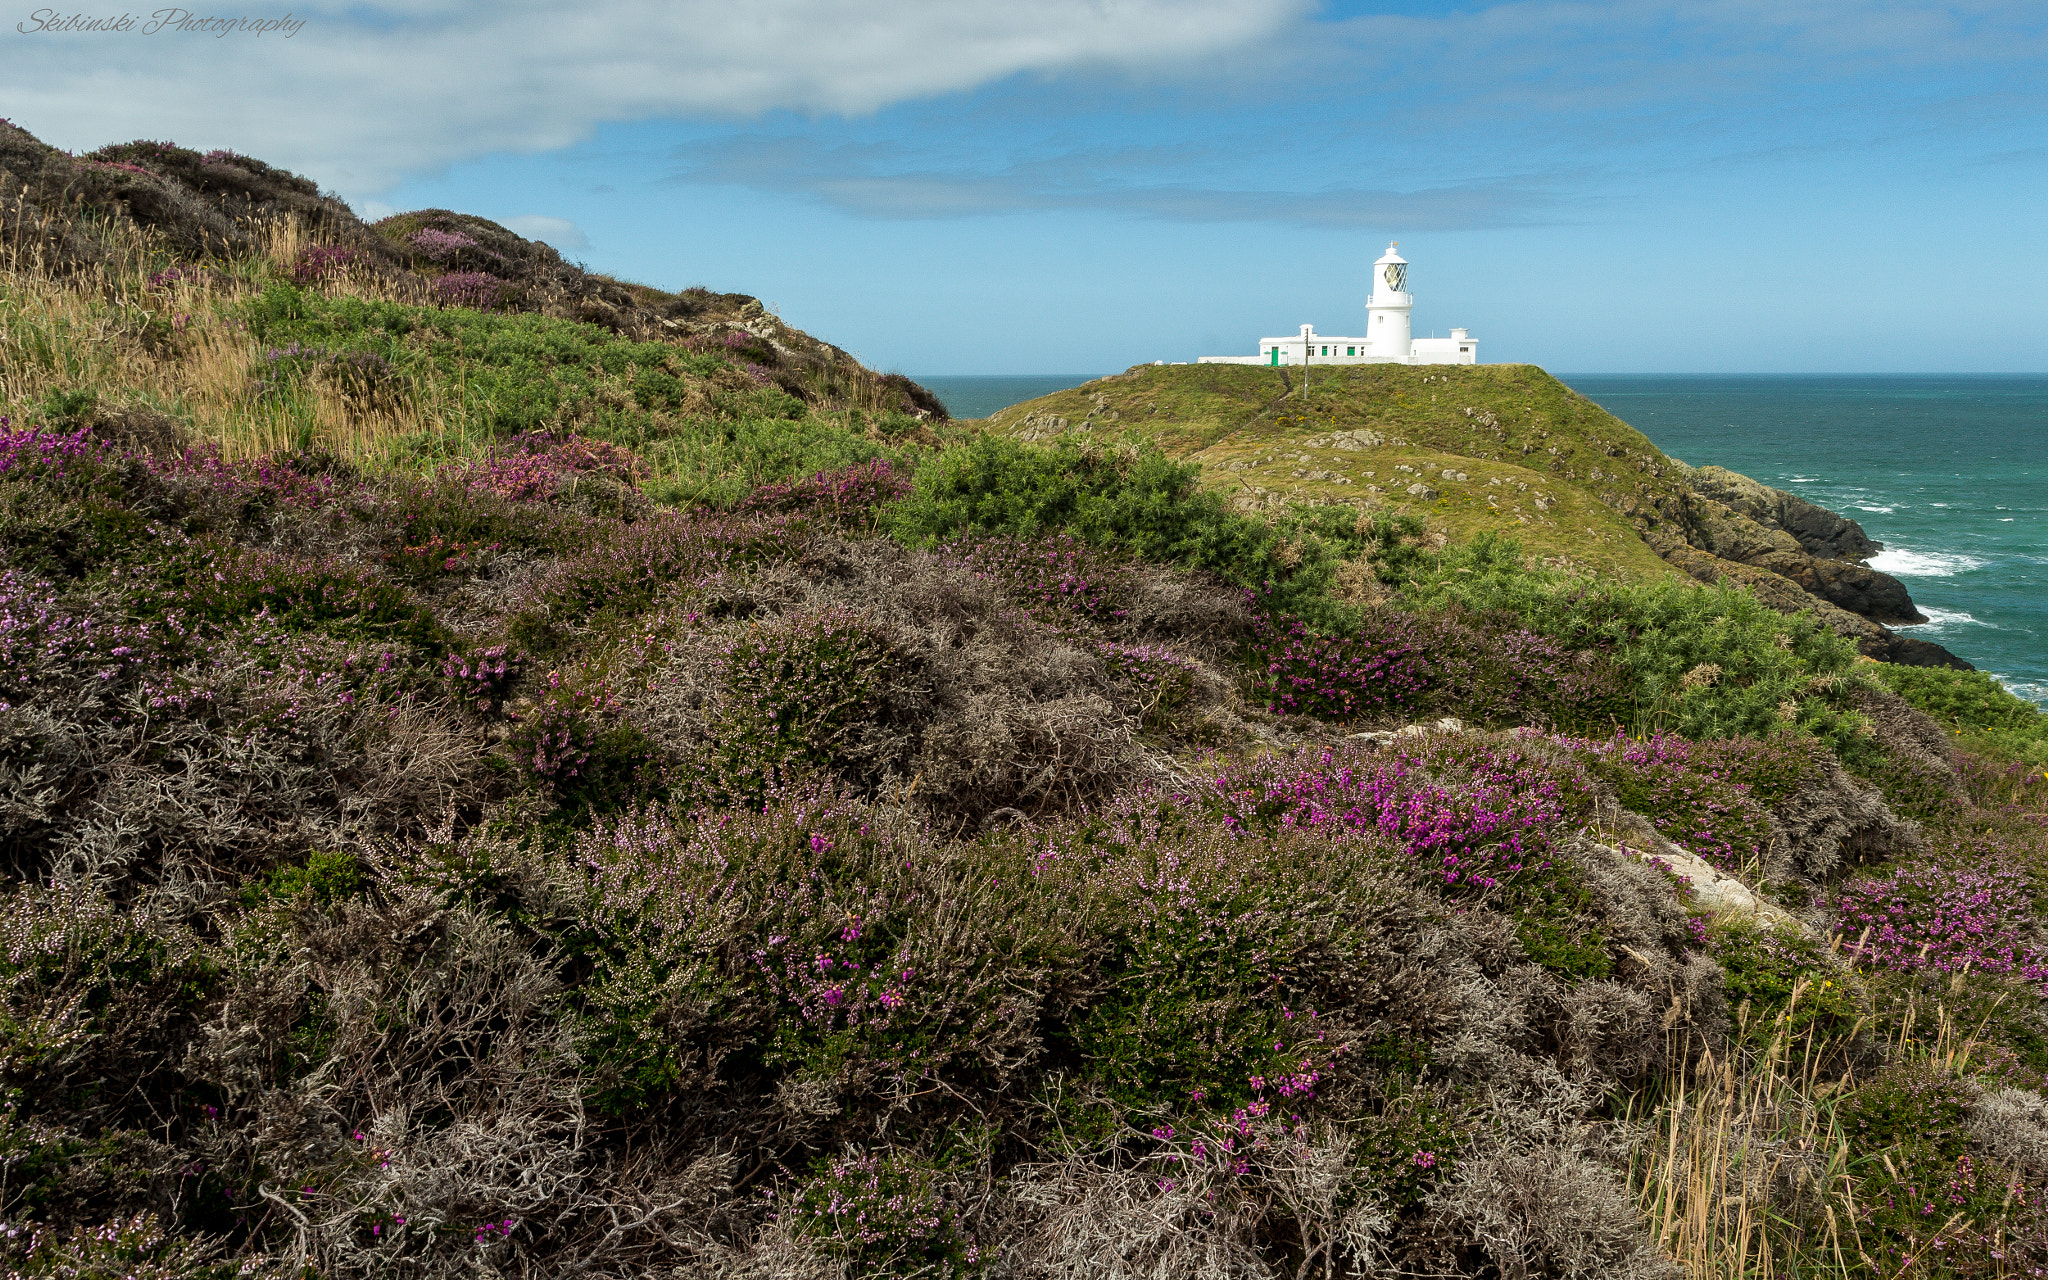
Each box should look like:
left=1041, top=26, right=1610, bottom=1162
left=979, top=363, right=1971, bottom=669
left=1660, top=466, right=1965, bottom=668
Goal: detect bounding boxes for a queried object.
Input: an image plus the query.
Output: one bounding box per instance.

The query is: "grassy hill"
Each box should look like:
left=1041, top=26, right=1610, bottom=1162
left=3, top=121, right=2048, bottom=1280
left=983, top=361, right=1686, bottom=581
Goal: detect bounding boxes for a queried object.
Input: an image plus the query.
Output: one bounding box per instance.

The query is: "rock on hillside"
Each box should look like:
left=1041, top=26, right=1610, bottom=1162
left=0, top=121, right=947, bottom=421
left=982, top=362, right=1969, bottom=669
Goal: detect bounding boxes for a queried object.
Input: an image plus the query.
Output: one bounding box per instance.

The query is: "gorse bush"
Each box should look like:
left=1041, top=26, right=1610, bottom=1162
left=1402, top=531, right=1871, bottom=744
left=890, top=435, right=1413, bottom=627
left=1877, top=663, right=2048, bottom=767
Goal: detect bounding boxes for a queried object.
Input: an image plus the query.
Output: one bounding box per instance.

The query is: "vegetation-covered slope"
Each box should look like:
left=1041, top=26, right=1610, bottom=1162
left=984, top=362, right=1965, bottom=669
left=2, top=122, right=2047, bottom=1280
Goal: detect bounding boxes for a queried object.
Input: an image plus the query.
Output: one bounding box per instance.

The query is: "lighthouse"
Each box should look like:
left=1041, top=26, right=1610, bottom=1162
left=1364, top=242, right=1413, bottom=362
left=1196, top=240, right=1478, bottom=366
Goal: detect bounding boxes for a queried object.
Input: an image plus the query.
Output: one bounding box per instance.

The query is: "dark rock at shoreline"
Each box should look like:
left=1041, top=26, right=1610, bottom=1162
left=1690, top=465, right=1881, bottom=561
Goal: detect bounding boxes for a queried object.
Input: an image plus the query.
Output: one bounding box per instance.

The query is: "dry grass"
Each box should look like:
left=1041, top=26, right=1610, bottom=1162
left=1, top=217, right=440, bottom=460
left=1630, top=972, right=2024, bottom=1279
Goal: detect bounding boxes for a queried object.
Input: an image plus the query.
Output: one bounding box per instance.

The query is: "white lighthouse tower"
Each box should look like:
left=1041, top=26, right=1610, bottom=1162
left=1364, top=242, right=1413, bottom=362
left=1195, top=239, right=1477, bottom=366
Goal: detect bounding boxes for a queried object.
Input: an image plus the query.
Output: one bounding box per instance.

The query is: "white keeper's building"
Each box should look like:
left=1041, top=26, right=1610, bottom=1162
left=1198, top=242, right=1477, bottom=367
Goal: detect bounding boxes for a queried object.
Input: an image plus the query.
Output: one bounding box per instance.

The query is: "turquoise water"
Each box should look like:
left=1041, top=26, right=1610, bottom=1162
left=1566, top=376, right=2047, bottom=706
left=920, top=375, right=1105, bottom=421
left=920, top=372, right=2047, bottom=706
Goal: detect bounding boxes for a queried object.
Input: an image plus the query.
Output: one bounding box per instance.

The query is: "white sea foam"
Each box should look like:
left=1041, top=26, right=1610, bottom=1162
left=1869, top=547, right=1988, bottom=577
left=1990, top=674, right=2048, bottom=709
left=1897, top=607, right=1997, bottom=631
left=1852, top=503, right=1895, bottom=514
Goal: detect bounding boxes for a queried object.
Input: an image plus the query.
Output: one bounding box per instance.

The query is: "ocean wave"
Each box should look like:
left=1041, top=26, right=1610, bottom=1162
left=1993, top=675, right=2048, bottom=710
left=1896, top=607, right=1997, bottom=631
left=1869, top=547, right=1988, bottom=577
left=1852, top=503, right=1896, bottom=514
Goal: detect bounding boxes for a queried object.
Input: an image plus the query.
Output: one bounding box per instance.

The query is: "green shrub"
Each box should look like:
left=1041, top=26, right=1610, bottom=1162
left=140, top=540, right=445, bottom=652
left=888, top=436, right=1386, bottom=626
left=1506, top=860, right=1613, bottom=980
left=1710, top=920, right=1858, bottom=1050
left=1835, top=1061, right=2045, bottom=1274
left=710, top=608, right=896, bottom=800
left=1876, top=664, right=2048, bottom=767
left=1403, top=532, right=1868, bottom=746
left=239, top=849, right=363, bottom=910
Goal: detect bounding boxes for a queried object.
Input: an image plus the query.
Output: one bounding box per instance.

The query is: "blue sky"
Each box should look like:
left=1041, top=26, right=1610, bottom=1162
left=7, top=0, right=2046, bottom=373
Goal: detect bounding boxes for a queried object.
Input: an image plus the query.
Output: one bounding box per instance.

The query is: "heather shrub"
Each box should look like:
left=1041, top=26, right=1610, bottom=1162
left=505, top=668, right=654, bottom=815
left=783, top=1147, right=977, bottom=1273
left=441, top=643, right=518, bottom=712
left=0, top=883, right=212, bottom=1116
left=1063, top=826, right=1364, bottom=1135
left=0, top=1212, right=241, bottom=1280
left=1200, top=738, right=1596, bottom=898
left=1186, top=738, right=1616, bottom=979
left=1564, top=732, right=1778, bottom=875
left=1243, top=601, right=1431, bottom=722
left=440, top=428, right=646, bottom=505
left=571, top=791, right=1073, bottom=1118
left=139, top=439, right=356, bottom=533
left=1833, top=859, right=2048, bottom=991
left=0, top=422, right=157, bottom=575
left=0, top=477, right=153, bottom=579
left=1839, top=1062, right=2048, bottom=1274
left=732, top=458, right=911, bottom=531
left=429, top=270, right=510, bottom=311
left=290, top=244, right=360, bottom=284
left=140, top=541, right=444, bottom=652
left=408, top=227, right=479, bottom=263
left=710, top=607, right=897, bottom=799
left=1094, top=640, right=1200, bottom=728
left=511, top=510, right=804, bottom=653
left=936, top=533, right=1147, bottom=634
left=1246, top=599, right=1631, bottom=731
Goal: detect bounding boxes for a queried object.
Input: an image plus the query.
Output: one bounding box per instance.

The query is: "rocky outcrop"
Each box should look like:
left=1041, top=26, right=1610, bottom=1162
left=1654, top=538, right=1970, bottom=669
left=1690, top=466, right=1880, bottom=561
left=1649, top=464, right=1970, bottom=670
left=1680, top=470, right=1923, bottom=625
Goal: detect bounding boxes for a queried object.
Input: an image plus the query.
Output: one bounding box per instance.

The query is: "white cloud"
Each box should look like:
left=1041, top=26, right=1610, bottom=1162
left=0, top=0, right=1307, bottom=195
left=4, top=0, right=2038, bottom=203
left=671, top=135, right=1563, bottom=229
left=499, top=215, right=592, bottom=251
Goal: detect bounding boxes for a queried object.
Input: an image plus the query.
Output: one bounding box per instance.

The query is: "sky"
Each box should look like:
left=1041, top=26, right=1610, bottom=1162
left=6, top=0, right=2047, bottom=375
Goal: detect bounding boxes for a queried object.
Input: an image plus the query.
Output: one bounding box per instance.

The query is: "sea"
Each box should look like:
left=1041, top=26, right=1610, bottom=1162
left=918, top=374, right=2047, bottom=706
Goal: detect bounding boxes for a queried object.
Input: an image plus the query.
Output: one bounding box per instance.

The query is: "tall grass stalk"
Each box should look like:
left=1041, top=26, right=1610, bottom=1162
left=1631, top=986, right=1863, bottom=1279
